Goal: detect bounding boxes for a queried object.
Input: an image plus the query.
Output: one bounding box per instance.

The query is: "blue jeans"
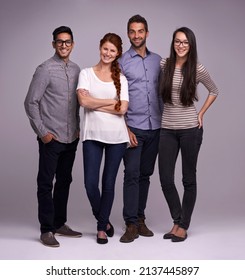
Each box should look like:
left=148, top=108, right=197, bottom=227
left=123, top=127, right=160, bottom=225
left=158, top=126, right=203, bottom=230
left=83, top=140, right=127, bottom=231
left=37, top=138, right=79, bottom=233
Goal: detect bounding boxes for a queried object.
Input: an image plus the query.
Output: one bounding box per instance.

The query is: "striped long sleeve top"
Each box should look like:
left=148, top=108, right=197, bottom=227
left=160, top=58, right=219, bottom=129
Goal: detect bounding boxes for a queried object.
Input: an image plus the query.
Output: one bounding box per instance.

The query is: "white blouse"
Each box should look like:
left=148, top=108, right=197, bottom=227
left=77, top=67, right=130, bottom=144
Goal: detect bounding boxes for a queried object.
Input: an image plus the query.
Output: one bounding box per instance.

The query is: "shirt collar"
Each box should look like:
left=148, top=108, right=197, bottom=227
left=128, top=46, right=150, bottom=58
left=53, top=53, right=70, bottom=66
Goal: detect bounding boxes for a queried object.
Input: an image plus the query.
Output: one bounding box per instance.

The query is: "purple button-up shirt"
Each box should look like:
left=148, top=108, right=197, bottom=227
left=119, top=47, right=162, bottom=130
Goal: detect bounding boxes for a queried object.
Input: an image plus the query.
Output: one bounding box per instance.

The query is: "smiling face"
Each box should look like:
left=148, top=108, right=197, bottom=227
left=99, top=41, right=119, bottom=64
left=128, top=22, right=148, bottom=49
left=174, top=31, right=190, bottom=60
left=52, top=32, right=74, bottom=62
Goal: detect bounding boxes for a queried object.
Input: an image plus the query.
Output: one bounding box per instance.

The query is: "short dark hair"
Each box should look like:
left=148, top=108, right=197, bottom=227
left=127, top=14, right=148, bottom=33
left=52, top=26, right=73, bottom=41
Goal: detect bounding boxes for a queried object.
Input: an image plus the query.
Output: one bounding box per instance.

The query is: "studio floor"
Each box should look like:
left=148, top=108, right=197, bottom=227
left=1, top=215, right=244, bottom=260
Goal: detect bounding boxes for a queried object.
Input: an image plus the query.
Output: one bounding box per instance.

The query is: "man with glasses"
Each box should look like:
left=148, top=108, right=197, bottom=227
left=24, top=26, right=82, bottom=247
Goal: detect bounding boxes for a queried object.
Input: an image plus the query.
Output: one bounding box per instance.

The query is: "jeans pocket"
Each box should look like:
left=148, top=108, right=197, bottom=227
left=45, top=138, right=56, bottom=145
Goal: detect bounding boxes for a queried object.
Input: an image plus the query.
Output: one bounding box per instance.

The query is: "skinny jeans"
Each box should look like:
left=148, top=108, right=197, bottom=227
left=83, top=140, right=127, bottom=232
left=158, top=126, right=203, bottom=230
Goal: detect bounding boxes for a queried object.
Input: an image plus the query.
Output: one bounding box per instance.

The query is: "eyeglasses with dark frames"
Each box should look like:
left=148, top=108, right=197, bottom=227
left=174, top=39, right=189, bottom=47
left=54, top=39, right=73, bottom=47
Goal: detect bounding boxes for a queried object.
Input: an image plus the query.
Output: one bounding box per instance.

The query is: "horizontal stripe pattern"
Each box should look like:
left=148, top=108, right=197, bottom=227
left=160, top=58, right=218, bottom=129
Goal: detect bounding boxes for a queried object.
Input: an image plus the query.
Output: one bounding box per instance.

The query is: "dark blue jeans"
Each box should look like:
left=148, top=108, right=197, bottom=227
left=83, top=140, right=127, bottom=231
left=158, top=126, right=203, bottom=230
left=37, top=138, right=79, bottom=234
left=123, top=127, right=160, bottom=225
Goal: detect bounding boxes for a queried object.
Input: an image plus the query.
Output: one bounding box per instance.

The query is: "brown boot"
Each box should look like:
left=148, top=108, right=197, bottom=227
left=120, top=224, right=139, bottom=243
left=138, top=217, right=154, bottom=237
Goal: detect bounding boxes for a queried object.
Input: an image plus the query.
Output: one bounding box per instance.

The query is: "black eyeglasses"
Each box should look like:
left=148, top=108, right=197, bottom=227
left=174, top=39, right=189, bottom=47
left=54, top=39, right=73, bottom=47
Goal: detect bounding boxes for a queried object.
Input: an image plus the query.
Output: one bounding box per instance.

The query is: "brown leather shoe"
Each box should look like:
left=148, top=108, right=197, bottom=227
left=40, top=232, right=60, bottom=247
left=120, top=224, right=139, bottom=243
left=138, top=217, right=154, bottom=237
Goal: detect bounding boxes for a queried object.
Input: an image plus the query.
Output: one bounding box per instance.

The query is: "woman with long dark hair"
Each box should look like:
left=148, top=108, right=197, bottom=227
left=77, top=33, right=129, bottom=244
left=159, top=27, right=219, bottom=242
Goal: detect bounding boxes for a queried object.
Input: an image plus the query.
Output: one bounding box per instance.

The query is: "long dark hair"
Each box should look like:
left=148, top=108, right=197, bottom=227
left=100, top=33, right=123, bottom=111
left=160, top=27, right=198, bottom=106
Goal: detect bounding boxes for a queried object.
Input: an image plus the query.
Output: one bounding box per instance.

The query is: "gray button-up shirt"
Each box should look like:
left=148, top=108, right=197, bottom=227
left=24, top=54, right=80, bottom=143
left=118, top=47, right=162, bottom=130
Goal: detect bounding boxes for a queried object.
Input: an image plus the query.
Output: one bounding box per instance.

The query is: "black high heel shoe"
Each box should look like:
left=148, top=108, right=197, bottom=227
left=106, top=222, right=114, bottom=237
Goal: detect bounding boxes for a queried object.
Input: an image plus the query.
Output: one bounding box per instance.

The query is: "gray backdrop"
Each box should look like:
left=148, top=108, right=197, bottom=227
left=0, top=0, right=244, bottom=243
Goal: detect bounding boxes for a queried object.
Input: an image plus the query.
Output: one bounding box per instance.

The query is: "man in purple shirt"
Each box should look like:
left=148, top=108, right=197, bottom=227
left=24, top=26, right=82, bottom=247
left=119, top=15, right=162, bottom=243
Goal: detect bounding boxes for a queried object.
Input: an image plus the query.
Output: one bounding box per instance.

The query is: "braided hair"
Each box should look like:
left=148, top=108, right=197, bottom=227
left=100, top=33, right=123, bottom=111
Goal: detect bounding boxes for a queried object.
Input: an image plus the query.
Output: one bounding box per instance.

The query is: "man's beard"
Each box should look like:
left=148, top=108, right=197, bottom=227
left=130, top=38, right=146, bottom=49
